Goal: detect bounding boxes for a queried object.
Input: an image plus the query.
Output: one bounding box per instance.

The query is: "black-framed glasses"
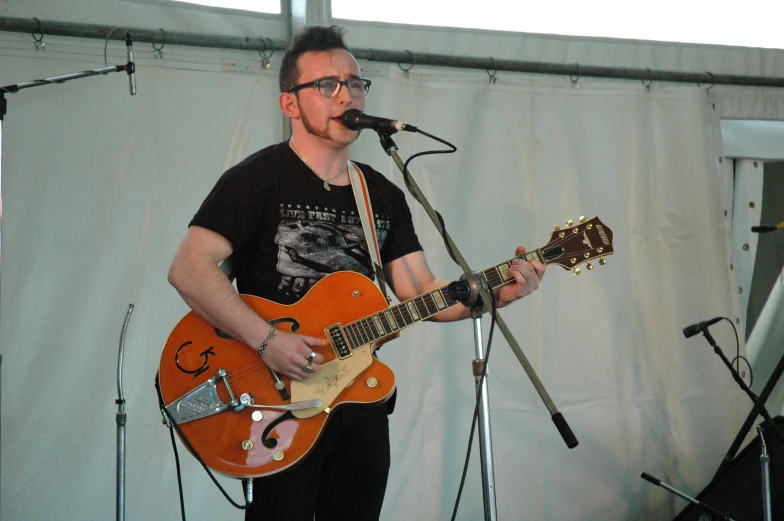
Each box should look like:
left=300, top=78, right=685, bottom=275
left=287, top=77, right=372, bottom=98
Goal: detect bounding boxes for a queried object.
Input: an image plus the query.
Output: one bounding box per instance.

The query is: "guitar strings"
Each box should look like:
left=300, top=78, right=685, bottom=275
left=219, top=230, right=606, bottom=392
left=224, top=360, right=271, bottom=386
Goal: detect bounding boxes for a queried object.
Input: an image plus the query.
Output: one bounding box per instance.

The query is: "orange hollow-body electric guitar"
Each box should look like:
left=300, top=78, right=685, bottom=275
left=158, top=216, right=614, bottom=478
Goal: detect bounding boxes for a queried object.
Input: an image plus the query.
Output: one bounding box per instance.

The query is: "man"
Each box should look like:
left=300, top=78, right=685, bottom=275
left=168, top=25, right=545, bottom=520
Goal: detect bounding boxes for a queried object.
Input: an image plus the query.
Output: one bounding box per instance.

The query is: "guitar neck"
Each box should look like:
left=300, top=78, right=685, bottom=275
left=339, top=249, right=545, bottom=351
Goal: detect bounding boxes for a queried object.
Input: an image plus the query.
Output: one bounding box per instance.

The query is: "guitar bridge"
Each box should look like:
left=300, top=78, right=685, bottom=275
left=165, top=368, right=233, bottom=424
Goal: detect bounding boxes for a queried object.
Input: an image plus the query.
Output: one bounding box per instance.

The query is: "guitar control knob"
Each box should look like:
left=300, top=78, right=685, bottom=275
left=367, top=377, right=378, bottom=388
left=242, top=440, right=254, bottom=451
left=252, top=411, right=263, bottom=422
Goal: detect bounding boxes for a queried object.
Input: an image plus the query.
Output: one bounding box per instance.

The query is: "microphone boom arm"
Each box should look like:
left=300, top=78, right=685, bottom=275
left=374, top=131, right=578, bottom=449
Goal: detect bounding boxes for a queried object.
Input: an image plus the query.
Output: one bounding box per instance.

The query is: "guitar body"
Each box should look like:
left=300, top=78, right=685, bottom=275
left=158, top=271, right=397, bottom=478
left=158, top=216, right=615, bottom=479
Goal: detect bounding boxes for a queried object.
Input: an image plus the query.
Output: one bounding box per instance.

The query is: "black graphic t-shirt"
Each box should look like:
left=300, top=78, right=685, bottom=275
left=190, top=142, right=423, bottom=304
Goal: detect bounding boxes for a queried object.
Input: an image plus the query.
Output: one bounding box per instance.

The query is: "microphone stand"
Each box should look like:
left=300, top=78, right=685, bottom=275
left=641, top=472, right=737, bottom=520
left=116, top=304, right=135, bottom=521
left=374, top=131, right=578, bottom=520
left=715, top=337, right=784, bottom=478
left=700, top=328, right=782, bottom=521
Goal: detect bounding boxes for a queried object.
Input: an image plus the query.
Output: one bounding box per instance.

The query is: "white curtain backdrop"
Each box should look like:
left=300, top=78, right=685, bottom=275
left=0, top=35, right=755, bottom=521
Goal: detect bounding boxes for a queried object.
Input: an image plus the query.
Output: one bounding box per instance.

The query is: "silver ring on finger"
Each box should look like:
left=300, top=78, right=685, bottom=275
left=307, top=351, right=316, bottom=362
left=305, top=361, right=313, bottom=374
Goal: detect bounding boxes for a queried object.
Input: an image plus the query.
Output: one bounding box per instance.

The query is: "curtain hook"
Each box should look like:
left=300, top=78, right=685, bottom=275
left=570, top=63, right=581, bottom=89
left=641, top=68, right=653, bottom=94
left=153, top=28, right=165, bottom=59
left=32, top=17, right=45, bottom=50
left=486, top=57, right=497, bottom=84
left=259, top=37, right=274, bottom=69
left=398, top=50, right=415, bottom=78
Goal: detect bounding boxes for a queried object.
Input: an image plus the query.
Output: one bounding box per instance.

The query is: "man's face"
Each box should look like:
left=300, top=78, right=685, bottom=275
left=290, top=49, right=365, bottom=148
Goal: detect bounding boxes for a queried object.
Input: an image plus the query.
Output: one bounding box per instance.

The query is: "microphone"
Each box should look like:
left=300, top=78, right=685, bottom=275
left=341, top=109, right=417, bottom=133
left=683, top=317, right=722, bottom=338
left=752, top=220, right=784, bottom=233
left=125, top=32, right=137, bottom=96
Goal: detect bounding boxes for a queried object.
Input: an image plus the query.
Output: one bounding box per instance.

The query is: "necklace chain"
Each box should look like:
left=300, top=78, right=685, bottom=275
left=289, top=141, right=348, bottom=191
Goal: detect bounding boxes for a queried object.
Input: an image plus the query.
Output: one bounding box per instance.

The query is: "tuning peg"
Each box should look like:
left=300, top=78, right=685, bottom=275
left=599, top=257, right=607, bottom=265
left=566, top=220, right=574, bottom=227
left=586, top=263, right=594, bottom=270
left=554, top=224, right=561, bottom=231
left=573, top=267, right=581, bottom=275
left=579, top=216, right=586, bottom=223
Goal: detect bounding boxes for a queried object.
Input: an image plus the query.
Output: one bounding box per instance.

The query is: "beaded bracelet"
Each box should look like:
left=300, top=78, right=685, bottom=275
left=256, top=326, right=277, bottom=357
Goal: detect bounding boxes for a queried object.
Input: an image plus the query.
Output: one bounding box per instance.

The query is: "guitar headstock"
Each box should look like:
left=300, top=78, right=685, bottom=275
left=540, top=216, right=614, bottom=274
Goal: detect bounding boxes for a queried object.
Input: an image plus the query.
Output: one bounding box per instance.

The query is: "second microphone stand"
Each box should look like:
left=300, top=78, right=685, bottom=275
left=700, top=327, right=784, bottom=521
left=374, top=131, right=577, bottom=520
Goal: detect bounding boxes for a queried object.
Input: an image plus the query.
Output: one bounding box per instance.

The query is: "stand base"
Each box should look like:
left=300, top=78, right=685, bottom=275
left=672, top=416, right=784, bottom=521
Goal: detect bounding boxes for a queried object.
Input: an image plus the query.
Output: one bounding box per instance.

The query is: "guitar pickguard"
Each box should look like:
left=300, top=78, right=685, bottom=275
left=291, top=345, right=376, bottom=418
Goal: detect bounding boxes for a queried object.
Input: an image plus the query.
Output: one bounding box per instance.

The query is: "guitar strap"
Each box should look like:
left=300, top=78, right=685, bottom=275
left=348, top=161, right=390, bottom=302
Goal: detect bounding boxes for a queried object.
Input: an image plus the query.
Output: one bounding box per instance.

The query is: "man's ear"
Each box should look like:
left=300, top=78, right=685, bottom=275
left=279, top=92, right=300, bottom=120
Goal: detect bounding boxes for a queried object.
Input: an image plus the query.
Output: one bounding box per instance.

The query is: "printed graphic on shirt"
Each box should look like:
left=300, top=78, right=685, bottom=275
left=275, top=204, right=389, bottom=299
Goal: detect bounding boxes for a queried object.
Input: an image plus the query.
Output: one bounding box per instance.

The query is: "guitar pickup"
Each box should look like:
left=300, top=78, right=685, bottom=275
left=165, top=369, right=232, bottom=424
left=325, top=324, right=351, bottom=359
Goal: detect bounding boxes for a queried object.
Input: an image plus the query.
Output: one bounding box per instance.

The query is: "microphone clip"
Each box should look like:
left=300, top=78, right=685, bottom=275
left=447, top=272, right=489, bottom=309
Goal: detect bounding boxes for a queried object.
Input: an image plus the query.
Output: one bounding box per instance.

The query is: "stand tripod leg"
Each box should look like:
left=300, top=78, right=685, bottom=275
left=758, top=425, right=773, bottom=521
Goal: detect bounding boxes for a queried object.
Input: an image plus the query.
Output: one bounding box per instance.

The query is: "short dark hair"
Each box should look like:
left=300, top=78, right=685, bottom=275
left=279, top=25, right=351, bottom=93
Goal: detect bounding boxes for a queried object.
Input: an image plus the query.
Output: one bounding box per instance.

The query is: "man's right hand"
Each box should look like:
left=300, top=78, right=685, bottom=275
left=260, top=330, right=325, bottom=381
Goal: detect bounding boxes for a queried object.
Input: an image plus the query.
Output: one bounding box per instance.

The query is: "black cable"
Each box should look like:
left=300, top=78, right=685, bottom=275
left=723, top=316, right=753, bottom=388
left=154, top=375, right=248, bottom=513
left=162, top=407, right=249, bottom=510
left=402, top=129, right=460, bottom=264
left=166, top=420, right=187, bottom=521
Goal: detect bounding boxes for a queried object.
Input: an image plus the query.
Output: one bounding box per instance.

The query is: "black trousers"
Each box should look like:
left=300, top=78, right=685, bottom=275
left=245, top=403, right=391, bottom=521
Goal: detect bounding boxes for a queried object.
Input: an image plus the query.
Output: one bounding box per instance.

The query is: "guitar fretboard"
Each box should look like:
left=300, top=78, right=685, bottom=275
left=340, top=250, right=541, bottom=351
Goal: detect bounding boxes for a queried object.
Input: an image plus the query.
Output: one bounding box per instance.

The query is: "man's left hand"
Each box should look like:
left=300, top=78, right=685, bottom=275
left=494, top=246, right=545, bottom=308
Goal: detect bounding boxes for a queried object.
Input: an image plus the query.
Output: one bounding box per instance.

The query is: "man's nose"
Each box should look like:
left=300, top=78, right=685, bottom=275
left=335, top=82, right=353, bottom=103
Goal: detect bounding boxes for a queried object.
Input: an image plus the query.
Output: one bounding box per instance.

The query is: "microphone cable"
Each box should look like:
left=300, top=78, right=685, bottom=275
left=400, top=129, right=460, bottom=264
left=154, top=375, right=250, bottom=521
left=709, top=317, right=752, bottom=388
